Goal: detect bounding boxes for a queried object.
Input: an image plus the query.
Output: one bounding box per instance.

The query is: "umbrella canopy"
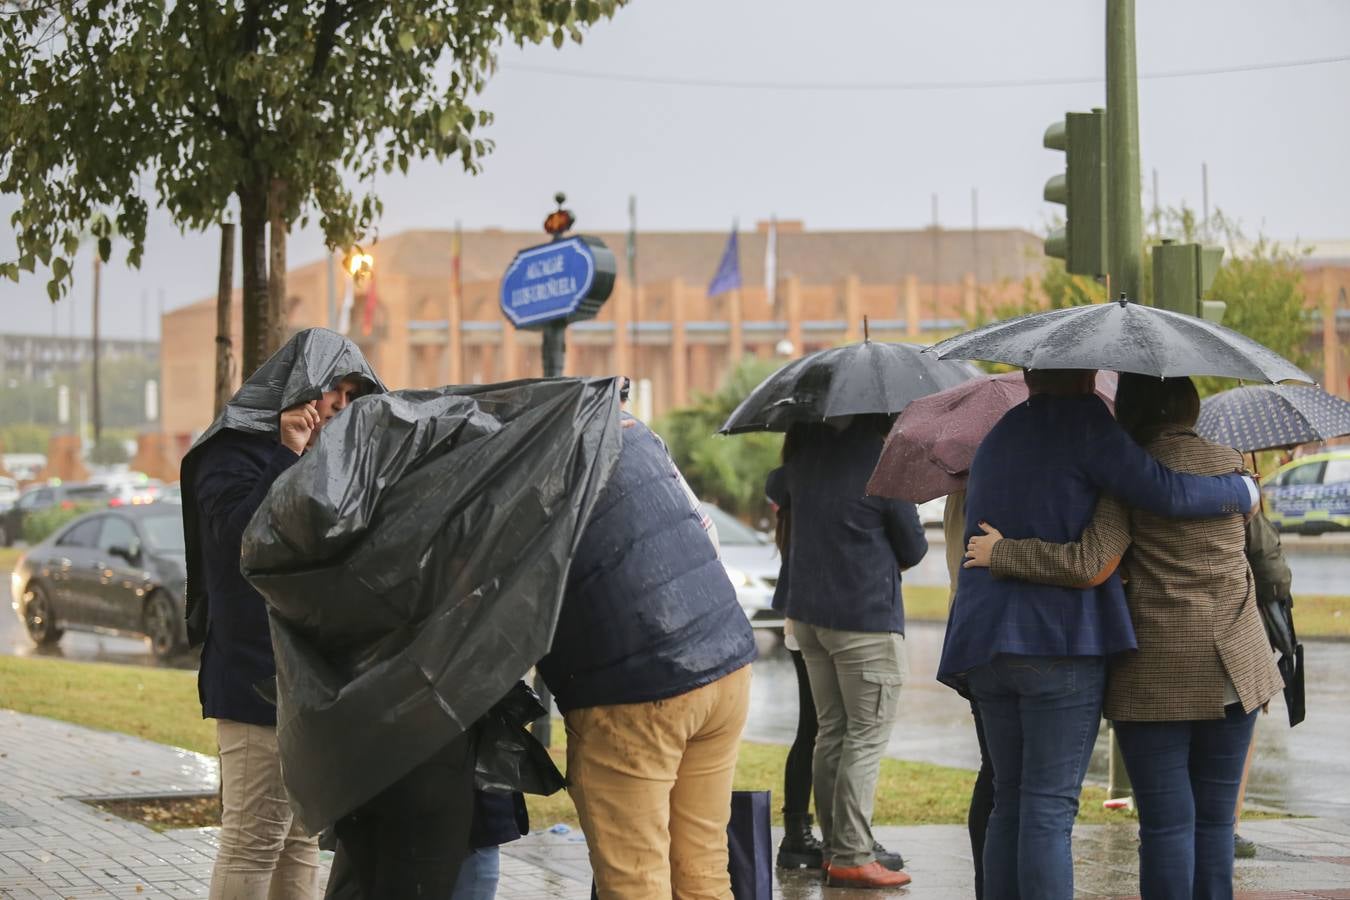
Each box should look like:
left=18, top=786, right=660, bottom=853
left=867, top=371, right=1118, bottom=503
left=1196, top=383, right=1350, bottom=452
left=926, top=298, right=1312, bottom=384
left=718, top=340, right=977, bottom=435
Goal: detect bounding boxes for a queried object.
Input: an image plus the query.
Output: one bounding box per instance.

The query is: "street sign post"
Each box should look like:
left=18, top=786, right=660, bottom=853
left=500, top=195, right=616, bottom=378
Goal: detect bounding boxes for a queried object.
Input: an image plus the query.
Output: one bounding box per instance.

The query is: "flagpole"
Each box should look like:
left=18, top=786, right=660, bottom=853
left=447, top=221, right=463, bottom=384
left=628, top=195, right=638, bottom=383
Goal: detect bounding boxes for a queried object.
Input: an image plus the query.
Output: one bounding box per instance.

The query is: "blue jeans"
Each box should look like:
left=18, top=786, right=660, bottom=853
left=1115, top=705, right=1258, bottom=900
left=450, top=846, right=500, bottom=900
left=968, top=655, right=1106, bottom=900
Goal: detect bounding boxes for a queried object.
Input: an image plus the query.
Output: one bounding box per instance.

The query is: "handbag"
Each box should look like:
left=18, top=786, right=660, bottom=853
left=1258, top=592, right=1304, bottom=727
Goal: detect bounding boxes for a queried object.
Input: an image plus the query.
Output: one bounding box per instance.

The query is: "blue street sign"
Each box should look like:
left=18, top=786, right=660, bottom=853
left=500, top=235, right=616, bottom=329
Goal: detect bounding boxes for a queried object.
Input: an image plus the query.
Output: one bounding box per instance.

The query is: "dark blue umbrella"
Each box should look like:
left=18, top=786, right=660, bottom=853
left=1196, top=384, right=1350, bottom=452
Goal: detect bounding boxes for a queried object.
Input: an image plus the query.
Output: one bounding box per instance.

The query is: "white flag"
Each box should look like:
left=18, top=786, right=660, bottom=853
left=336, top=273, right=354, bottom=335
left=764, top=215, right=778, bottom=308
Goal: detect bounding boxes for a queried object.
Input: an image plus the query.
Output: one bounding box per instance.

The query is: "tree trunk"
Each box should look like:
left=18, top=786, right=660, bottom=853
left=238, top=179, right=271, bottom=377
left=214, top=223, right=236, bottom=416
left=268, top=178, right=289, bottom=353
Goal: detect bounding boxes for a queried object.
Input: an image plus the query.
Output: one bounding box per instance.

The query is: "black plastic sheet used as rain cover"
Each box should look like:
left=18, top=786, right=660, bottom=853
left=240, top=377, right=623, bottom=832
left=181, top=327, right=387, bottom=647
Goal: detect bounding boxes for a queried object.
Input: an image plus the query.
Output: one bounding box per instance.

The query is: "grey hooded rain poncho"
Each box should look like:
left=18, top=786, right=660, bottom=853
left=180, top=327, right=386, bottom=648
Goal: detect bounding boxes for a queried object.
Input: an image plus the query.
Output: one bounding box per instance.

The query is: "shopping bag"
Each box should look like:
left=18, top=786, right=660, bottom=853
left=727, top=790, right=773, bottom=900
left=589, top=789, right=774, bottom=899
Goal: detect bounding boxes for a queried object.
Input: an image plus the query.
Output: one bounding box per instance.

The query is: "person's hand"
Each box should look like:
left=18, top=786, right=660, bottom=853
left=279, top=401, right=320, bottom=455
left=962, top=522, right=1004, bottom=569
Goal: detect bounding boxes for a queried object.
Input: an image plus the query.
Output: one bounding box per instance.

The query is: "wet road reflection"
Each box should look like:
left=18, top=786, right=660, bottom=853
left=748, top=624, right=1350, bottom=820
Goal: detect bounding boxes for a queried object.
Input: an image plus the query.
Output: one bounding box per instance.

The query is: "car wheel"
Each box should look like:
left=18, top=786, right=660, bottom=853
left=144, top=591, right=184, bottom=659
left=22, top=583, right=63, bottom=647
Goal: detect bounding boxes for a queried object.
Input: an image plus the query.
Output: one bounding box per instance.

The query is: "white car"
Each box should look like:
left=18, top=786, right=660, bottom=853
left=702, top=503, right=784, bottom=630
left=0, top=477, right=18, bottom=513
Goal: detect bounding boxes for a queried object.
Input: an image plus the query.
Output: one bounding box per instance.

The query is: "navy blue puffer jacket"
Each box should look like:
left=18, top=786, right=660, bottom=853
left=538, top=419, right=757, bottom=712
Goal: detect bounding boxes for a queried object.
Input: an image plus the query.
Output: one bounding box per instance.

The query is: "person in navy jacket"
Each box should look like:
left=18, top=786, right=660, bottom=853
left=537, top=415, right=756, bottom=900
left=182, top=329, right=381, bottom=900
left=777, top=417, right=927, bottom=890
left=939, top=368, right=1258, bottom=900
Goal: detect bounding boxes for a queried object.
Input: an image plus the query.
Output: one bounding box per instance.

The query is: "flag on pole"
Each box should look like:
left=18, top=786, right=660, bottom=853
left=337, top=270, right=354, bottom=334
left=451, top=222, right=463, bottom=307
left=707, top=221, right=742, bottom=297
left=764, top=214, right=778, bottom=308
left=627, top=195, right=638, bottom=281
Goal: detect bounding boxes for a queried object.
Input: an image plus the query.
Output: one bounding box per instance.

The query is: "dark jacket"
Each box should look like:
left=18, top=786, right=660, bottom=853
left=194, top=429, right=300, bottom=725
left=470, top=790, right=529, bottom=850
left=938, top=393, right=1254, bottom=687
left=779, top=422, right=928, bottom=634
left=537, top=419, right=757, bottom=712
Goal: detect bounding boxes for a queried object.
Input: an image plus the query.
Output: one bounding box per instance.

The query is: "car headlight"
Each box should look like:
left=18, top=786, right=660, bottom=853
left=723, top=565, right=754, bottom=589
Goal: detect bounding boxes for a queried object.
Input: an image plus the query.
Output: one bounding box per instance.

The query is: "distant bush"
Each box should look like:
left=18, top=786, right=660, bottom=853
left=23, top=505, right=97, bottom=544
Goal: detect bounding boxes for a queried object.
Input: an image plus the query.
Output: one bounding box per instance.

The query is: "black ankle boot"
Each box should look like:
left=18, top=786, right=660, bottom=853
left=777, top=812, right=825, bottom=869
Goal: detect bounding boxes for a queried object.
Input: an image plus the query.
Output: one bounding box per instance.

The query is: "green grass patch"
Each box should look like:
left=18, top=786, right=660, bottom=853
left=0, top=654, right=216, bottom=755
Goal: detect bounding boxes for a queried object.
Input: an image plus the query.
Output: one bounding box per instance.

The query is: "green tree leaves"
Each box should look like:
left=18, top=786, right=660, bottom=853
left=1, top=0, right=627, bottom=341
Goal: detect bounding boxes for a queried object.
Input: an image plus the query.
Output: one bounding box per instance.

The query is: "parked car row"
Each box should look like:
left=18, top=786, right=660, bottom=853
left=9, top=502, right=189, bottom=658
left=0, top=477, right=170, bottom=546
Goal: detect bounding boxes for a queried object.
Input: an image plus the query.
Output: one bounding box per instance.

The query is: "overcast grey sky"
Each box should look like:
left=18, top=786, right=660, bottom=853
left=2, top=0, right=1347, bottom=339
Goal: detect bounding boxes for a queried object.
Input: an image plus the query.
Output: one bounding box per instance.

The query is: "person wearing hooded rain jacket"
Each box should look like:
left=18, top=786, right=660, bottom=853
left=179, top=328, right=382, bottom=900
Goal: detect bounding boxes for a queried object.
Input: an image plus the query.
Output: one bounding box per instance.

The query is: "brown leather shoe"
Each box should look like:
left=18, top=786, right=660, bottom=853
left=825, top=860, right=913, bottom=889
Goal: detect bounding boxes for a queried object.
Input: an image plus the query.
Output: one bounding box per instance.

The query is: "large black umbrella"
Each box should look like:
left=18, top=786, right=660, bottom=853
left=1197, top=383, right=1350, bottom=452
left=718, top=339, right=977, bottom=434
left=926, top=297, right=1312, bottom=384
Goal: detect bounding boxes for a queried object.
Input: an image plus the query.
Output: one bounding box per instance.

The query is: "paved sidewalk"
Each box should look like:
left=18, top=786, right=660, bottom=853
left=3, top=708, right=1349, bottom=898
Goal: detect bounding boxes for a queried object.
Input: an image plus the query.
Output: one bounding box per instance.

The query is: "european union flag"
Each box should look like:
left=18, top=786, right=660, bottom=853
left=707, top=224, right=742, bottom=297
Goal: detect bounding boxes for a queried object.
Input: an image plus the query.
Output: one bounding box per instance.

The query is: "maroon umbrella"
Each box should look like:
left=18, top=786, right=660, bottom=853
left=866, top=371, right=1118, bottom=502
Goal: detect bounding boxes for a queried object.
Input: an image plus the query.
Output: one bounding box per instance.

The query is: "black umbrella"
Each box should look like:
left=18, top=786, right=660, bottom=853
left=718, top=338, right=977, bottom=435
left=926, top=297, right=1312, bottom=384
left=1196, top=383, right=1350, bottom=452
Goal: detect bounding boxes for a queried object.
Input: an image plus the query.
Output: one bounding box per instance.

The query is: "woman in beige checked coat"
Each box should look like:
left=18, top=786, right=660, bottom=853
left=964, top=373, right=1282, bottom=900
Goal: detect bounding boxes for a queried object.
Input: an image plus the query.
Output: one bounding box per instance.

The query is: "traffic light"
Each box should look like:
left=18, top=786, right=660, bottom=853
left=1152, top=241, right=1226, bottom=322
left=1043, top=108, right=1107, bottom=277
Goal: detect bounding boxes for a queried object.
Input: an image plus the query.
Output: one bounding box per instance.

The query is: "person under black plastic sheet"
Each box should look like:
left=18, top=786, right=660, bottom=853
left=239, top=376, right=623, bottom=896
left=178, top=327, right=385, bottom=900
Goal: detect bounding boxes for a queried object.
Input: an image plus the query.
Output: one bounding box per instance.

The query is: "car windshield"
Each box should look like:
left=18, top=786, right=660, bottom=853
left=701, top=504, right=765, bottom=545
left=140, top=514, right=185, bottom=554
left=1324, top=458, right=1350, bottom=485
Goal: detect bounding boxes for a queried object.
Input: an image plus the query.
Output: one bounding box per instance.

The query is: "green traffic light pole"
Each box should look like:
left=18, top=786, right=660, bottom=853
left=1107, top=0, right=1143, bottom=310
left=1106, top=0, right=1141, bottom=800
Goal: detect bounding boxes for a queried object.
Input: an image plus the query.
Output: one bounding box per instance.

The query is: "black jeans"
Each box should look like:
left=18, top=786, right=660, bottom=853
left=968, top=699, right=995, bottom=900
left=783, top=648, right=818, bottom=815
left=327, top=731, right=476, bottom=899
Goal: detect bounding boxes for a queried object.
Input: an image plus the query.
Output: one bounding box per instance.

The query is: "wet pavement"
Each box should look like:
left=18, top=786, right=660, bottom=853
left=7, top=705, right=1349, bottom=900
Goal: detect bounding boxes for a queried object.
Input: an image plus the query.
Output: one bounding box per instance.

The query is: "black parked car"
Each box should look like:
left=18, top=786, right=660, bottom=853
left=0, top=482, right=115, bottom=547
left=9, top=503, right=188, bottom=658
